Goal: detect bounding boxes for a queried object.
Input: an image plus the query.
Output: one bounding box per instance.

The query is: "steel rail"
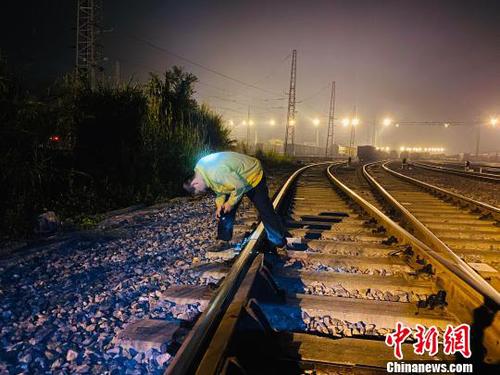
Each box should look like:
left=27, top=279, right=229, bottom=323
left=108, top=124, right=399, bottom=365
left=166, top=162, right=336, bottom=375
left=412, top=161, right=500, bottom=183
left=359, top=162, right=500, bottom=305
left=383, top=162, right=500, bottom=219
left=327, top=164, right=500, bottom=364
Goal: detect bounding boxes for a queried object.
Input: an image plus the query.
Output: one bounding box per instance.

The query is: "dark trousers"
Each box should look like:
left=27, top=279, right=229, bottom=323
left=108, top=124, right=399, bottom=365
left=217, top=175, right=286, bottom=247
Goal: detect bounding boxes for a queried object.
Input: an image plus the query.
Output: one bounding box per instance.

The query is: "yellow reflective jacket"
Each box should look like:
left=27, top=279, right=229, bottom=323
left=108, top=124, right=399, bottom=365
left=194, top=152, right=263, bottom=208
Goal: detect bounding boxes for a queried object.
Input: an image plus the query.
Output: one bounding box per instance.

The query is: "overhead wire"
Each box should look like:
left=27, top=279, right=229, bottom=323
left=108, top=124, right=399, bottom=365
left=126, top=33, right=284, bottom=96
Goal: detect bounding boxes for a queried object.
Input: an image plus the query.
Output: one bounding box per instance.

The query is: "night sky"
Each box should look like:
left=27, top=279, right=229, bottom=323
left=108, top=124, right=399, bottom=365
left=1, top=0, right=499, bottom=153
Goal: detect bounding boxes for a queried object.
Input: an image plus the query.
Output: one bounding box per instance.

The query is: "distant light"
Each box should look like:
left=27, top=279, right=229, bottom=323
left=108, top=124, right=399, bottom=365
left=400, top=146, right=405, bottom=151
left=49, top=135, right=60, bottom=142
left=490, top=117, right=498, bottom=127
left=395, top=123, right=400, bottom=128
left=444, top=123, right=450, bottom=128
left=383, top=118, right=392, bottom=127
left=342, top=118, right=350, bottom=127
left=289, top=119, right=296, bottom=126
left=228, top=120, right=234, bottom=126
left=385, top=146, right=390, bottom=151
left=242, top=120, right=247, bottom=126
left=249, top=120, right=254, bottom=126
left=351, top=118, right=360, bottom=126
left=376, top=147, right=380, bottom=151
left=312, top=118, right=320, bottom=126
left=269, top=119, right=276, bottom=126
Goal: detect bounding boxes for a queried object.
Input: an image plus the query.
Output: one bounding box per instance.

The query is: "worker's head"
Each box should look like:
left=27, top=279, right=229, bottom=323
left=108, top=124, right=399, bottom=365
left=183, top=171, right=207, bottom=195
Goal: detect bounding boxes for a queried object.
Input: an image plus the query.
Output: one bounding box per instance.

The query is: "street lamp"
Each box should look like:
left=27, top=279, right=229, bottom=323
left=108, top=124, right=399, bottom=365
left=476, top=116, right=498, bottom=156
left=444, top=123, right=450, bottom=128
left=341, top=116, right=360, bottom=156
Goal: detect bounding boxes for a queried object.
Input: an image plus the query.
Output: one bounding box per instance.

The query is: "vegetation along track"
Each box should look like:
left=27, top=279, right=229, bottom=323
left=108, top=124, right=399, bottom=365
left=165, top=163, right=499, bottom=374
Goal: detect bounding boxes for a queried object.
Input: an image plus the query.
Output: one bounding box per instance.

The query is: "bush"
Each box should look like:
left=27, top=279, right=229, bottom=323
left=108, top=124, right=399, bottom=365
left=0, top=60, right=233, bottom=239
left=254, top=148, right=294, bottom=168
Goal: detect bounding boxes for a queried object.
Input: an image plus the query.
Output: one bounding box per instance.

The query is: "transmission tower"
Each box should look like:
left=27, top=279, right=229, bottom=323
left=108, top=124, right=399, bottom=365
left=76, top=0, right=103, bottom=89
left=284, top=49, right=297, bottom=156
left=325, top=81, right=336, bottom=157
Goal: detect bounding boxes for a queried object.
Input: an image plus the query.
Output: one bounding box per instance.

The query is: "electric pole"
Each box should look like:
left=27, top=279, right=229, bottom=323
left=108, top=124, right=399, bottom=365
left=325, top=81, right=336, bottom=157
left=284, top=49, right=297, bottom=156
left=348, top=105, right=357, bottom=157
left=76, top=0, right=103, bottom=90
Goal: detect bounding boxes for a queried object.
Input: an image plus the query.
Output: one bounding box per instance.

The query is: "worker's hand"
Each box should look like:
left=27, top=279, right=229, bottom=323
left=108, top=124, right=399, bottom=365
left=222, top=202, right=233, bottom=214
left=215, top=205, right=222, bottom=220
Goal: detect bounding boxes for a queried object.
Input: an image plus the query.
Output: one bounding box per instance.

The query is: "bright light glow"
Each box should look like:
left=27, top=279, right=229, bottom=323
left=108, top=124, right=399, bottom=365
left=242, top=120, right=247, bottom=126
left=385, top=147, right=390, bottom=151
left=312, top=118, right=320, bottom=126
left=376, top=147, right=380, bottom=151
left=444, top=123, right=450, bottom=128
left=351, top=118, right=360, bottom=126
left=383, top=118, right=392, bottom=127
left=342, top=118, right=350, bottom=127
left=289, top=119, right=296, bottom=126
left=228, top=120, right=234, bottom=126
left=401, top=146, right=445, bottom=153
left=395, top=123, right=400, bottom=128
left=249, top=120, right=254, bottom=126
left=269, top=119, right=276, bottom=126
left=490, top=117, right=498, bottom=127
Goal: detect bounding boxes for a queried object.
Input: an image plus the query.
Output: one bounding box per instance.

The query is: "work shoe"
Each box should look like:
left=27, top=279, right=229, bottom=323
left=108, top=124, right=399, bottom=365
left=207, top=240, right=233, bottom=253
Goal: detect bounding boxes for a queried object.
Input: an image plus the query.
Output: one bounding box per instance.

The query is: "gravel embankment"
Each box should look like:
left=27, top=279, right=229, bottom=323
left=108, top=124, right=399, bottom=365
left=1, top=197, right=218, bottom=374
left=0, top=165, right=295, bottom=374
left=389, top=163, right=499, bottom=207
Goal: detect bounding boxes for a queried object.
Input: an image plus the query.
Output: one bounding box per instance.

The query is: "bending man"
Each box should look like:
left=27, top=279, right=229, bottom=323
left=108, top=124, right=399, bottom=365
left=184, top=151, right=286, bottom=250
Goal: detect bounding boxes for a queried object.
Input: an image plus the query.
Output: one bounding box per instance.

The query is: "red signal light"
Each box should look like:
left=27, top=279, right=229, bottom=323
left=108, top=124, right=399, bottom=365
left=49, top=135, right=60, bottom=142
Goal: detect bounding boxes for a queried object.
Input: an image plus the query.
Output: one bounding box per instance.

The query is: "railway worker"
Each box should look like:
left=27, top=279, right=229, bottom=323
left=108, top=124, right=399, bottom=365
left=402, top=157, right=407, bottom=170
left=465, top=160, right=471, bottom=171
left=183, top=151, right=287, bottom=252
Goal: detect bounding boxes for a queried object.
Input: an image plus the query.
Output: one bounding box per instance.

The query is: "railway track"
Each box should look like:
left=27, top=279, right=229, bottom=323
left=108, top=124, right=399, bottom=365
left=163, top=163, right=499, bottom=374
left=365, top=162, right=500, bottom=291
left=412, top=161, right=500, bottom=182
left=419, top=160, right=500, bottom=176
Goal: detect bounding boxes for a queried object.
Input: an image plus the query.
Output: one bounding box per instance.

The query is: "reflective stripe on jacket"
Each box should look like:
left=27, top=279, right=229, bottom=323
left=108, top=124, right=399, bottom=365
left=194, top=152, right=264, bottom=207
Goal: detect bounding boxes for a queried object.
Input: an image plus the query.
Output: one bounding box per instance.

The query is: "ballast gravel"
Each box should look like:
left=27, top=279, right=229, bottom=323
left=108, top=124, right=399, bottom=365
left=0, top=196, right=221, bottom=374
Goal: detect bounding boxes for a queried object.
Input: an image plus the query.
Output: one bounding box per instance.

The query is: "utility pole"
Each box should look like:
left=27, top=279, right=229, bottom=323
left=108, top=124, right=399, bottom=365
left=325, top=81, right=336, bottom=157
left=475, top=123, right=481, bottom=156
left=284, top=49, right=297, bottom=156
left=76, top=0, right=103, bottom=90
left=348, top=105, right=357, bottom=157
